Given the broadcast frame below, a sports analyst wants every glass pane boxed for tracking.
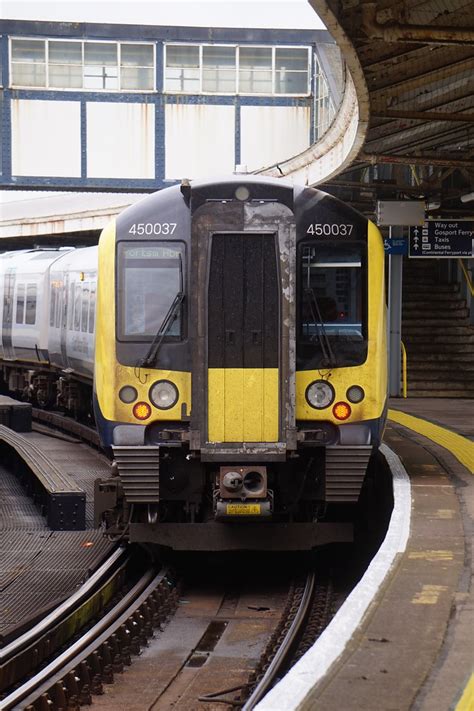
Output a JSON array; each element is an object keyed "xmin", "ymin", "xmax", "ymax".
[
  {"xmin": 240, "ymin": 47, "xmax": 271, "ymax": 69},
  {"xmin": 11, "ymin": 39, "xmax": 45, "ymax": 63},
  {"xmin": 11, "ymin": 63, "xmax": 46, "ymax": 87},
  {"xmin": 16, "ymin": 284, "xmax": 25, "ymax": 324},
  {"xmin": 25, "ymin": 284, "xmax": 37, "ymax": 325},
  {"xmin": 84, "ymin": 42, "xmax": 117, "ymax": 66},
  {"xmin": 166, "ymin": 45, "xmax": 199, "ymax": 68},
  {"xmin": 49, "ymin": 287, "xmax": 56, "ymax": 327},
  {"xmin": 202, "ymin": 69, "xmax": 235, "ymax": 93},
  {"xmin": 203, "ymin": 46, "xmax": 235, "ymax": 68},
  {"xmin": 74, "ymin": 284, "xmax": 81, "ymax": 331},
  {"xmin": 81, "ymin": 284, "xmax": 89, "ymax": 332},
  {"xmin": 165, "ymin": 67, "xmax": 199, "ymax": 92},
  {"xmin": 89, "ymin": 285, "xmax": 96, "ymax": 333},
  {"xmin": 275, "ymin": 48, "xmax": 308, "ymax": 71},
  {"xmin": 84, "ymin": 65, "xmax": 118, "ymax": 90},
  {"xmin": 49, "ymin": 41, "xmax": 82, "ymax": 64},
  {"xmin": 121, "ymin": 66, "xmax": 153, "ymax": 90},
  {"xmin": 239, "ymin": 69, "xmax": 272, "ymax": 93},
  {"xmin": 49, "ymin": 64, "xmax": 83, "ymax": 88},
  {"xmin": 121, "ymin": 44, "xmax": 153, "ymax": 67},
  {"xmin": 275, "ymin": 70, "xmax": 308, "ymax": 94},
  {"xmin": 300, "ymin": 245, "xmax": 362, "ymax": 336},
  {"xmin": 118, "ymin": 242, "xmax": 184, "ymax": 340}
]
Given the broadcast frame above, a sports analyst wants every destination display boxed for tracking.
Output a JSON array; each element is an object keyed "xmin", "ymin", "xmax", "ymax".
[{"xmin": 409, "ymin": 221, "xmax": 474, "ymax": 258}]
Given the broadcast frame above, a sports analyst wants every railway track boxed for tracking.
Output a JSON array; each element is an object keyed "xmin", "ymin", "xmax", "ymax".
[{"xmin": 0, "ymin": 548, "xmax": 178, "ymax": 710}]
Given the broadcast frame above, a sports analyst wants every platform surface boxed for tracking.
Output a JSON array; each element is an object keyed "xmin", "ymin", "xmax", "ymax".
[{"xmin": 0, "ymin": 427, "xmax": 113, "ymax": 640}]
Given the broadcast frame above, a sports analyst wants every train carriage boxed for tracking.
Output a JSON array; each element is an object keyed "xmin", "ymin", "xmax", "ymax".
[{"xmin": 94, "ymin": 176, "xmax": 387, "ymax": 551}]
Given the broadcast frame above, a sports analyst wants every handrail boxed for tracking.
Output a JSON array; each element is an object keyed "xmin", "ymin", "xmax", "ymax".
[
  {"xmin": 401, "ymin": 341, "xmax": 408, "ymax": 399},
  {"xmin": 458, "ymin": 259, "xmax": 474, "ymax": 297}
]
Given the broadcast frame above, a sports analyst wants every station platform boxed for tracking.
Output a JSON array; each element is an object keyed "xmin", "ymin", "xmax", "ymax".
[
  {"xmin": 0, "ymin": 426, "xmax": 114, "ymax": 641},
  {"xmin": 260, "ymin": 397, "xmax": 473, "ymax": 711}
]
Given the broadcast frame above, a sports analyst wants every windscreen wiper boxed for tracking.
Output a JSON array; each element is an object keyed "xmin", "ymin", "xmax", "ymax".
[
  {"xmin": 303, "ymin": 287, "xmax": 337, "ymax": 368},
  {"xmin": 137, "ymin": 254, "xmax": 184, "ymax": 369},
  {"xmin": 137, "ymin": 291, "xmax": 184, "ymax": 368}
]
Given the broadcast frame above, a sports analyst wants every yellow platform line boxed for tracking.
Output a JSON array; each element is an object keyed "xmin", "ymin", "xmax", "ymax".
[
  {"xmin": 455, "ymin": 672, "xmax": 474, "ymax": 711},
  {"xmin": 388, "ymin": 409, "xmax": 474, "ymax": 474}
]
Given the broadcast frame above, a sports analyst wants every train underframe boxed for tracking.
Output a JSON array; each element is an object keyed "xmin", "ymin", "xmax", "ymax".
[
  {"xmin": 95, "ymin": 436, "xmax": 374, "ymax": 551},
  {"xmin": 0, "ymin": 363, "xmax": 93, "ymax": 420}
]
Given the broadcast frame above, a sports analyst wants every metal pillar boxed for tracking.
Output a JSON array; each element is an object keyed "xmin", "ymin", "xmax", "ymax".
[{"xmin": 388, "ymin": 246, "xmax": 403, "ymax": 397}]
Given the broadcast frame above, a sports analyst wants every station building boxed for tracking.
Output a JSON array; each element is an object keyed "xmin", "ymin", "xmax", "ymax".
[{"xmin": 0, "ymin": 20, "xmax": 340, "ymax": 190}]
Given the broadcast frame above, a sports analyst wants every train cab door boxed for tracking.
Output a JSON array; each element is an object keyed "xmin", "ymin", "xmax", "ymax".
[
  {"xmin": 190, "ymin": 199, "xmax": 296, "ymax": 456},
  {"xmin": 2, "ymin": 269, "xmax": 15, "ymax": 360}
]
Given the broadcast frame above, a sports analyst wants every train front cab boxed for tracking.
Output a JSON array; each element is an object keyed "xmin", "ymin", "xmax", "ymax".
[{"xmin": 94, "ymin": 178, "xmax": 387, "ymax": 551}]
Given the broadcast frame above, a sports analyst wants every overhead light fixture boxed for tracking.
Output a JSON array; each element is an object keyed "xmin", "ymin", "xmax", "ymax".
[
  {"xmin": 460, "ymin": 192, "xmax": 474, "ymax": 203},
  {"xmin": 426, "ymin": 201, "xmax": 441, "ymax": 210}
]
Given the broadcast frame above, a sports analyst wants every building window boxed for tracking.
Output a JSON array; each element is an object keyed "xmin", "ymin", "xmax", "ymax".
[
  {"xmin": 202, "ymin": 46, "xmax": 236, "ymax": 93},
  {"xmin": 239, "ymin": 47, "xmax": 272, "ymax": 94},
  {"xmin": 10, "ymin": 37, "xmax": 155, "ymax": 91},
  {"xmin": 275, "ymin": 47, "xmax": 309, "ymax": 94},
  {"xmin": 164, "ymin": 44, "xmax": 199, "ymax": 93},
  {"xmin": 11, "ymin": 38, "xmax": 46, "ymax": 87},
  {"xmin": 314, "ymin": 55, "xmax": 336, "ymax": 139},
  {"xmin": 164, "ymin": 43, "xmax": 310, "ymax": 96}
]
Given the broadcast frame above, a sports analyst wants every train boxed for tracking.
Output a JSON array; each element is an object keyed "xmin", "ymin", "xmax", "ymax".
[{"xmin": 0, "ymin": 175, "xmax": 387, "ymax": 551}]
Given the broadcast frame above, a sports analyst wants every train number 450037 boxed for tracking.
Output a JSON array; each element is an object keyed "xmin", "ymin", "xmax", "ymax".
[
  {"xmin": 129, "ymin": 222, "xmax": 177, "ymax": 236},
  {"xmin": 306, "ymin": 223, "xmax": 354, "ymax": 236}
]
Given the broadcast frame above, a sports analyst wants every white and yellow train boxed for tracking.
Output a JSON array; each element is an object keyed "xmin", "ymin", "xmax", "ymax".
[{"xmin": 0, "ymin": 176, "xmax": 387, "ymax": 551}]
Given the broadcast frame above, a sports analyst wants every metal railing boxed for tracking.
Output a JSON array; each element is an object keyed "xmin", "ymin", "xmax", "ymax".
[
  {"xmin": 401, "ymin": 340, "xmax": 408, "ymax": 398},
  {"xmin": 458, "ymin": 258, "xmax": 474, "ymax": 297}
]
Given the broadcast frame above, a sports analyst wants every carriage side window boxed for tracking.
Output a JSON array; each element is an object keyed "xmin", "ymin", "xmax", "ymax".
[
  {"xmin": 81, "ymin": 282, "xmax": 90, "ymax": 333},
  {"xmin": 16, "ymin": 284, "xmax": 25, "ymax": 324},
  {"xmin": 49, "ymin": 282, "xmax": 57, "ymax": 326},
  {"xmin": 117, "ymin": 242, "xmax": 185, "ymax": 341},
  {"xmin": 25, "ymin": 284, "xmax": 37, "ymax": 325},
  {"xmin": 89, "ymin": 283, "xmax": 96, "ymax": 334},
  {"xmin": 74, "ymin": 283, "xmax": 81, "ymax": 331}
]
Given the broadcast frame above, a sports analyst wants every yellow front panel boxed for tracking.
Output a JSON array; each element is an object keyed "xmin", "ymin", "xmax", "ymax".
[{"xmin": 208, "ymin": 368, "xmax": 279, "ymax": 442}]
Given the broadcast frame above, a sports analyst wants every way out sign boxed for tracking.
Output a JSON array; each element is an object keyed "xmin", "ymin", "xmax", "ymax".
[{"xmin": 409, "ymin": 221, "xmax": 474, "ymax": 258}]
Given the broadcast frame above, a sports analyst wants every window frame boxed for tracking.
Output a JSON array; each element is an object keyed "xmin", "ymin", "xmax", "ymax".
[
  {"xmin": 163, "ymin": 42, "xmax": 311, "ymax": 97},
  {"xmin": 116, "ymin": 240, "xmax": 187, "ymax": 344},
  {"xmin": 9, "ymin": 36, "xmax": 156, "ymax": 93}
]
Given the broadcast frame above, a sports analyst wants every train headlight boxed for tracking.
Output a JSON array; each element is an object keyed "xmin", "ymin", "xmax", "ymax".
[
  {"xmin": 333, "ymin": 402, "xmax": 352, "ymax": 421},
  {"xmin": 305, "ymin": 380, "xmax": 335, "ymax": 409},
  {"xmin": 133, "ymin": 402, "xmax": 152, "ymax": 420},
  {"xmin": 149, "ymin": 380, "xmax": 179, "ymax": 410},
  {"xmin": 347, "ymin": 385, "xmax": 365, "ymax": 403},
  {"xmin": 119, "ymin": 385, "xmax": 138, "ymax": 404}
]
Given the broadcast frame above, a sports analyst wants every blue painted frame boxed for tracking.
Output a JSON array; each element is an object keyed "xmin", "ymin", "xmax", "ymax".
[{"xmin": 0, "ymin": 21, "xmax": 334, "ymax": 190}]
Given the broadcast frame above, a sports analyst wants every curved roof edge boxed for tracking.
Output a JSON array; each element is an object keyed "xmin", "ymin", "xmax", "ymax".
[{"xmin": 258, "ymin": 0, "xmax": 370, "ymax": 186}]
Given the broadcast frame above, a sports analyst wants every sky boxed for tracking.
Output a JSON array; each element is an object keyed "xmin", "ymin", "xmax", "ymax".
[{"xmin": 1, "ymin": 0, "xmax": 324, "ymax": 30}]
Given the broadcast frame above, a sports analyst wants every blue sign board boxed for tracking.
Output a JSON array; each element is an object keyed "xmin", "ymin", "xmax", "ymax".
[{"xmin": 384, "ymin": 237, "xmax": 408, "ymax": 255}]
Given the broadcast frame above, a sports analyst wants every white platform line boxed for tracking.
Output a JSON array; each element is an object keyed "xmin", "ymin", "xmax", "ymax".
[{"xmin": 255, "ymin": 443, "xmax": 411, "ymax": 711}]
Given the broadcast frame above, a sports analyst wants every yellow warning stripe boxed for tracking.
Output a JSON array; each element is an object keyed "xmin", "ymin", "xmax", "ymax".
[
  {"xmin": 388, "ymin": 409, "xmax": 474, "ymax": 474},
  {"xmin": 455, "ymin": 673, "xmax": 474, "ymax": 711}
]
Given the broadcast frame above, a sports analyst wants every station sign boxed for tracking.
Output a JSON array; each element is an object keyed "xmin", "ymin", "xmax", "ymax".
[
  {"xmin": 409, "ymin": 221, "xmax": 474, "ymax": 258},
  {"xmin": 384, "ymin": 237, "xmax": 408, "ymax": 255}
]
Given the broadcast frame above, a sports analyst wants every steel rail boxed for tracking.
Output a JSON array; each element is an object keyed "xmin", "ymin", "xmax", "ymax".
[
  {"xmin": 2, "ymin": 566, "xmax": 168, "ymax": 710},
  {"xmin": 0, "ymin": 547, "xmax": 128, "ymax": 698},
  {"xmin": 0, "ymin": 546, "xmax": 124, "ymax": 663},
  {"xmin": 242, "ymin": 572, "xmax": 316, "ymax": 711}
]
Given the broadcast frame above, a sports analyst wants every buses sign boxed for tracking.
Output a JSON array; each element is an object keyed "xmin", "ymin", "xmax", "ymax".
[{"xmin": 409, "ymin": 221, "xmax": 474, "ymax": 258}]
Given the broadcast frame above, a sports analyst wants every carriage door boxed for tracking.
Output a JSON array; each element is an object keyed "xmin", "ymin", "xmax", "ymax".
[{"xmin": 207, "ymin": 233, "xmax": 280, "ymax": 443}]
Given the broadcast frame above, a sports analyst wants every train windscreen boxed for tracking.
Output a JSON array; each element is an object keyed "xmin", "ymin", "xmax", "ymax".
[
  {"xmin": 297, "ymin": 242, "xmax": 367, "ymax": 369},
  {"xmin": 117, "ymin": 242, "xmax": 185, "ymax": 342}
]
